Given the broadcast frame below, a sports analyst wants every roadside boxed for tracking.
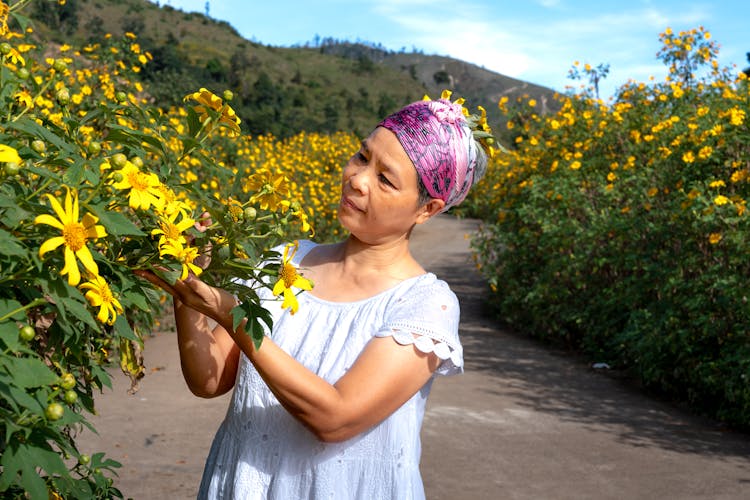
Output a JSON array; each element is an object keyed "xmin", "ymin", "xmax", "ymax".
[{"xmin": 77, "ymin": 214, "xmax": 750, "ymax": 499}]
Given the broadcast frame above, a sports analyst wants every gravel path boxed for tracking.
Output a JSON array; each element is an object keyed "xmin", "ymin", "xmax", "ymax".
[{"xmin": 77, "ymin": 214, "xmax": 750, "ymax": 499}]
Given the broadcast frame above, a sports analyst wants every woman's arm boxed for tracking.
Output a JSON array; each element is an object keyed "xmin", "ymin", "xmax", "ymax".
[
  {"xmin": 231, "ymin": 323, "xmax": 439, "ymax": 442},
  {"xmin": 137, "ymin": 271, "xmax": 441, "ymax": 441},
  {"xmin": 135, "ymin": 270, "xmax": 240, "ymax": 398},
  {"xmin": 173, "ymin": 297, "xmax": 241, "ymax": 398}
]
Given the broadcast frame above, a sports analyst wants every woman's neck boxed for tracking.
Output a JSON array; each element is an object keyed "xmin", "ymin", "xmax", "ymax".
[
  {"xmin": 339, "ymin": 234, "xmax": 416, "ymax": 276},
  {"xmin": 299, "ymin": 234, "xmax": 425, "ymax": 302}
]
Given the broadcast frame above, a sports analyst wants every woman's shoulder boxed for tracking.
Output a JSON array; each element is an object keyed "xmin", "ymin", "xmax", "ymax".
[{"xmin": 392, "ymin": 272, "xmax": 457, "ymax": 306}]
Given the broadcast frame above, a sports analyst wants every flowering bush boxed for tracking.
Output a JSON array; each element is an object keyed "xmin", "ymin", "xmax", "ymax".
[
  {"xmin": 470, "ymin": 27, "xmax": 750, "ymax": 427},
  {"xmin": 0, "ymin": 2, "xmax": 327, "ymax": 497}
]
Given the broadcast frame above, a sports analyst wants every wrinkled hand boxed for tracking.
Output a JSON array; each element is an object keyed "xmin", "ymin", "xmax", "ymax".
[{"xmin": 134, "ymin": 269, "xmax": 235, "ymax": 324}]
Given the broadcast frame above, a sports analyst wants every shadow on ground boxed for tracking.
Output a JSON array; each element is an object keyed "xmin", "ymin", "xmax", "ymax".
[{"xmin": 426, "ymin": 230, "xmax": 750, "ymax": 462}]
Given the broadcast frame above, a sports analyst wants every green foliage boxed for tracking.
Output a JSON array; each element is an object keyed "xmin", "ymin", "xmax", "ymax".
[
  {"xmin": 470, "ymin": 27, "xmax": 750, "ymax": 427},
  {"xmin": 0, "ymin": 6, "xmax": 302, "ymax": 496}
]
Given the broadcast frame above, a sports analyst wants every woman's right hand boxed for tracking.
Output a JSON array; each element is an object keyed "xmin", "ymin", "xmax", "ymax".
[{"xmin": 134, "ymin": 270, "xmax": 235, "ymax": 328}]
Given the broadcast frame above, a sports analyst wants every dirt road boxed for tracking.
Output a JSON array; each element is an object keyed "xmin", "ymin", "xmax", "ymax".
[{"xmin": 77, "ymin": 214, "xmax": 750, "ymax": 499}]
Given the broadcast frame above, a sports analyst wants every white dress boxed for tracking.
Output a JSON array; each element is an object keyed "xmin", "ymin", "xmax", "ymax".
[{"xmin": 197, "ymin": 240, "xmax": 463, "ymax": 499}]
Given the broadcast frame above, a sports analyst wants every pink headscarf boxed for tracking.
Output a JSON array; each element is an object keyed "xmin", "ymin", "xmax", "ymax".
[{"xmin": 379, "ymin": 98, "xmax": 485, "ymax": 211}]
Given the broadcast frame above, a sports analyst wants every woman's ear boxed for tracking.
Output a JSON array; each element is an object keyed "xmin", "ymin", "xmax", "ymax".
[{"xmin": 415, "ymin": 198, "xmax": 445, "ymax": 224}]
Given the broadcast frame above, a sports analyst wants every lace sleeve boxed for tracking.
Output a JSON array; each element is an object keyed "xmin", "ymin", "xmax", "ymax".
[{"xmin": 375, "ymin": 277, "xmax": 463, "ymax": 376}]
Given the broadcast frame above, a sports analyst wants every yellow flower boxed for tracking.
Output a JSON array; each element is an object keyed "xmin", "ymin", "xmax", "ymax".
[
  {"xmin": 151, "ymin": 212, "xmax": 196, "ymax": 247},
  {"xmin": 159, "ymin": 240, "xmax": 203, "ymax": 280},
  {"xmin": 35, "ymin": 188, "xmax": 107, "ymax": 286},
  {"xmin": 111, "ymin": 161, "xmax": 164, "ymax": 211},
  {"xmin": 709, "ymin": 180, "xmax": 726, "ymax": 189},
  {"xmin": 79, "ymin": 275, "xmax": 124, "ymax": 325},
  {"xmin": 708, "ymin": 233, "xmax": 722, "ymax": 245},
  {"xmin": 14, "ymin": 89, "xmax": 33, "ymax": 109},
  {"xmin": 272, "ymin": 241, "xmax": 313, "ymax": 315},
  {"xmin": 714, "ymin": 195, "xmax": 730, "ymax": 206},
  {"xmin": 698, "ymin": 146, "xmax": 713, "ymax": 160},
  {"xmin": 184, "ymin": 88, "xmax": 241, "ymax": 136},
  {"xmin": 246, "ymin": 169, "xmax": 290, "ymax": 211},
  {"xmin": 0, "ymin": 144, "xmax": 21, "ymax": 163}
]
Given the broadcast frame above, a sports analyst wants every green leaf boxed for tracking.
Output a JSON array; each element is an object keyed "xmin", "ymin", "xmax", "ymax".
[
  {"xmin": 88, "ymin": 204, "xmax": 145, "ymax": 237},
  {"xmin": 154, "ymin": 266, "xmax": 182, "ymax": 285},
  {"xmin": 0, "ymin": 195, "xmax": 31, "ymax": 227},
  {"xmin": 9, "ymin": 11, "xmax": 33, "ymax": 34},
  {"xmin": 90, "ymin": 451, "xmax": 122, "ymax": 471},
  {"xmin": 231, "ymin": 304, "xmax": 246, "ymax": 333},
  {"xmin": 1, "ymin": 381, "xmax": 45, "ymax": 414},
  {"xmin": 0, "ymin": 228, "xmax": 26, "ymax": 257},
  {"xmin": 0, "ymin": 356, "xmax": 58, "ymax": 389},
  {"xmin": 4, "ymin": 117, "xmax": 75, "ymax": 154},
  {"xmin": 83, "ymin": 163, "xmax": 101, "ymax": 185},
  {"xmin": 27, "ymin": 440, "xmax": 69, "ymax": 476},
  {"xmin": 60, "ymin": 298, "xmax": 100, "ymax": 331},
  {"xmin": 0, "ymin": 444, "xmax": 48, "ymax": 499},
  {"xmin": 61, "ymin": 159, "xmax": 86, "ymax": 186},
  {"xmin": 113, "ymin": 314, "xmax": 137, "ymax": 341},
  {"xmin": 106, "ymin": 126, "xmax": 165, "ymax": 155},
  {"xmin": 122, "ymin": 289, "xmax": 150, "ymax": 311},
  {"xmin": 0, "ymin": 298, "xmax": 24, "ymax": 321},
  {"xmin": 90, "ymin": 364, "xmax": 112, "ymax": 390},
  {"xmin": 0, "ymin": 320, "xmax": 23, "ymax": 352}
]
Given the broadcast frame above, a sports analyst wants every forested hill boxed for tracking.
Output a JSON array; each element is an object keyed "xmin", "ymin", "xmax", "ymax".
[{"xmin": 28, "ymin": 0, "xmax": 558, "ymax": 138}]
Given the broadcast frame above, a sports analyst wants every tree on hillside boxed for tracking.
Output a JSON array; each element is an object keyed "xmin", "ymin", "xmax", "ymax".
[{"xmin": 32, "ymin": 0, "xmax": 79, "ymax": 36}]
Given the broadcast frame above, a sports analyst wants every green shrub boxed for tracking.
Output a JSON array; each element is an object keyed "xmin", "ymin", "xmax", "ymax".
[{"xmin": 470, "ymin": 27, "xmax": 750, "ymax": 427}]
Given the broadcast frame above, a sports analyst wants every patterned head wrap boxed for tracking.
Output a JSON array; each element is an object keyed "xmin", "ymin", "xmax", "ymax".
[{"xmin": 379, "ymin": 97, "xmax": 488, "ymax": 211}]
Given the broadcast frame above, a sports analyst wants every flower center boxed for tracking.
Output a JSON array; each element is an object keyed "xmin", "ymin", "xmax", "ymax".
[
  {"xmin": 100, "ymin": 285, "xmax": 114, "ymax": 303},
  {"xmin": 128, "ymin": 170, "xmax": 150, "ymax": 191},
  {"xmin": 280, "ymin": 263, "xmax": 298, "ymax": 288},
  {"xmin": 162, "ymin": 222, "xmax": 181, "ymax": 240},
  {"xmin": 63, "ymin": 222, "xmax": 87, "ymax": 251}
]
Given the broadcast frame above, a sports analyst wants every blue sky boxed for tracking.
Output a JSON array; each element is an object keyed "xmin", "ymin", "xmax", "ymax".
[{"xmin": 156, "ymin": 0, "xmax": 749, "ymax": 98}]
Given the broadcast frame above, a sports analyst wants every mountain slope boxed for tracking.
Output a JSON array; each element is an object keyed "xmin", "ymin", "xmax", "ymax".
[{"xmin": 29, "ymin": 0, "xmax": 558, "ymax": 138}]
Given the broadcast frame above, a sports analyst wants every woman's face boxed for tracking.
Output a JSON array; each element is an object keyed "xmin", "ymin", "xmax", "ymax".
[{"xmin": 338, "ymin": 127, "xmax": 442, "ymax": 244}]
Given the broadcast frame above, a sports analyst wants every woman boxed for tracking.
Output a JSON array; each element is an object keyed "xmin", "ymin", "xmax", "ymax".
[{"xmin": 137, "ymin": 93, "xmax": 494, "ymax": 499}]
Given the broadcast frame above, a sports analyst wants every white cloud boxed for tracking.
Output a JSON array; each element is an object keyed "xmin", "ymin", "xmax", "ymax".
[{"xmin": 373, "ymin": 0, "xmax": 720, "ymax": 94}]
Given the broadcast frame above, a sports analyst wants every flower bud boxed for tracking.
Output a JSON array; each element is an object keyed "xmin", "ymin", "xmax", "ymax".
[
  {"xmin": 222, "ymin": 89, "xmax": 234, "ymax": 102},
  {"xmin": 111, "ymin": 153, "xmax": 128, "ymax": 168},
  {"xmin": 87, "ymin": 141, "xmax": 101, "ymax": 155},
  {"xmin": 56, "ymin": 88, "xmax": 70, "ymax": 105},
  {"xmin": 0, "ymin": 42, "xmax": 11, "ymax": 55},
  {"xmin": 31, "ymin": 140, "xmax": 46, "ymax": 154},
  {"xmin": 3, "ymin": 162, "xmax": 20, "ymax": 175},
  {"xmin": 52, "ymin": 58, "xmax": 68, "ymax": 72}
]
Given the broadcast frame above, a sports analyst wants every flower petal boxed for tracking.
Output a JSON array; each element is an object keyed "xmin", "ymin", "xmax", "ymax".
[
  {"xmin": 39, "ymin": 236, "xmax": 65, "ymax": 257},
  {"xmin": 272, "ymin": 278, "xmax": 285, "ymax": 297},
  {"xmin": 44, "ymin": 194, "xmax": 70, "ymax": 225},
  {"xmin": 62, "ymin": 247, "xmax": 81, "ymax": 286},
  {"xmin": 34, "ymin": 213, "xmax": 65, "ymax": 230},
  {"xmin": 292, "ymin": 276, "xmax": 313, "ymax": 291},
  {"xmin": 281, "ymin": 288, "xmax": 299, "ymax": 314},
  {"xmin": 75, "ymin": 246, "xmax": 99, "ymax": 276}
]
